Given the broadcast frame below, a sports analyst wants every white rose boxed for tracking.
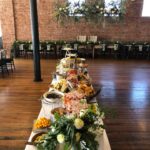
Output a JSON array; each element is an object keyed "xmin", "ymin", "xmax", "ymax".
[
  {"xmin": 59, "ymin": 8, "xmax": 62, "ymax": 11},
  {"xmin": 66, "ymin": 114, "xmax": 75, "ymax": 119},
  {"xmin": 51, "ymin": 126, "xmax": 56, "ymax": 132},
  {"xmin": 96, "ymin": 5, "xmax": 99, "ymax": 9},
  {"xmin": 57, "ymin": 134, "xmax": 65, "ymax": 143},
  {"xmin": 79, "ymin": 109, "xmax": 87, "ymax": 117},
  {"xmin": 75, "ymin": 132, "xmax": 81, "ymax": 142},
  {"xmin": 100, "ymin": 8, "xmax": 103, "ymax": 11},
  {"xmin": 74, "ymin": 118, "xmax": 84, "ymax": 129}
]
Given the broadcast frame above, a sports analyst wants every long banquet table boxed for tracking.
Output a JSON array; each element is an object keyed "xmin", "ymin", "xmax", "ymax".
[{"xmin": 25, "ymin": 58, "xmax": 111, "ymax": 150}]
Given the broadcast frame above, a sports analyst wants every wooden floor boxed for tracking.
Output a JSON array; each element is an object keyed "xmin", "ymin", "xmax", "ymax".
[{"xmin": 0, "ymin": 58, "xmax": 150, "ymax": 150}]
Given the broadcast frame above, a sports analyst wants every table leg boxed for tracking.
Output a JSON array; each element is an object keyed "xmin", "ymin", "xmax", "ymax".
[{"xmin": 92, "ymin": 47, "xmax": 95, "ymax": 59}]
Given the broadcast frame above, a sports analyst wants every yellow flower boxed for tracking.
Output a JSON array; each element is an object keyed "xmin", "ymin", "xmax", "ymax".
[
  {"xmin": 57, "ymin": 134, "xmax": 65, "ymax": 143},
  {"xmin": 34, "ymin": 117, "xmax": 51, "ymax": 129},
  {"xmin": 74, "ymin": 118, "xmax": 84, "ymax": 129}
]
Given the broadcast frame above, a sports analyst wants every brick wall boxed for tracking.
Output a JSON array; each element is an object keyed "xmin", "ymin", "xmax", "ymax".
[
  {"xmin": 0, "ymin": 0, "xmax": 15, "ymax": 53},
  {"xmin": 0, "ymin": 0, "xmax": 150, "ymax": 52}
]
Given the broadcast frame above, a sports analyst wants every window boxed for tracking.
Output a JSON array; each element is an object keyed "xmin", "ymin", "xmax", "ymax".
[
  {"xmin": 105, "ymin": 0, "xmax": 121, "ymax": 9},
  {"xmin": 68, "ymin": 0, "xmax": 85, "ymax": 16},
  {"xmin": 142, "ymin": 0, "xmax": 150, "ymax": 17},
  {"xmin": 105, "ymin": 0, "xmax": 122, "ymax": 17}
]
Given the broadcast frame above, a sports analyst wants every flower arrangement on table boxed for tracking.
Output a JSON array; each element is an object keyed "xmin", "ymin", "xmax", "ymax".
[
  {"xmin": 30, "ymin": 57, "xmax": 113, "ymax": 150},
  {"xmin": 35, "ymin": 103, "xmax": 105, "ymax": 150},
  {"xmin": 55, "ymin": 0, "xmax": 127, "ymax": 24}
]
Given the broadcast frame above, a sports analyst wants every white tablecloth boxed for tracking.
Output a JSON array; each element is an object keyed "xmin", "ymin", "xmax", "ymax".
[{"xmin": 25, "ymin": 97, "xmax": 111, "ymax": 150}]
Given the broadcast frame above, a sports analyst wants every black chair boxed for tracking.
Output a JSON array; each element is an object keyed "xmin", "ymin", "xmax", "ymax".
[
  {"xmin": 25, "ymin": 44, "xmax": 33, "ymax": 58},
  {"xmin": 45, "ymin": 44, "xmax": 57, "ymax": 58},
  {"xmin": 145, "ymin": 45, "xmax": 150, "ymax": 59},
  {"xmin": 5, "ymin": 51, "xmax": 15, "ymax": 72},
  {"xmin": 101, "ymin": 44, "xmax": 111, "ymax": 58},
  {"xmin": 0, "ymin": 59, "xmax": 9, "ymax": 77},
  {"xmin": 39, "ymin": 44, "xmax": 45, "ymax": 58},
  {"xmin": 135, "ymin": 45, "xmax": 144, "ymax": 59},
  {"xmin": 0, "ymin": 49, "xmax": 15, "ymax": 72},
  {"xmin": 92, "ymin": 44, "xmax": 102, "ymax": 58},
  {"xmin": 125, "ymin": 44, "xmax": 135, "ymax": 59},
  {"xmin": 111, "ymin": 43, "xmax": 121, "ymax": 59},
  {"xmin": 19, "ymin": 44, "xmax": 25, "ymax": 57},
  {"xmin": 77, "ymin": 43, "xmax": 87, "ymax": 58}
]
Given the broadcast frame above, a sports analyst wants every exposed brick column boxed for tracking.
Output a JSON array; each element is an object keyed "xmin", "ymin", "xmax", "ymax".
[{"xmin": 0, "ymin": 0, "xmax": 15, "ymax": 55}]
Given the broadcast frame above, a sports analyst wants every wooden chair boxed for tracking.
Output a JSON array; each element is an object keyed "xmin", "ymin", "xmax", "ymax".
[{"xmin": 77, "ymin": 36, "xmax": 87, "ymax": 57}]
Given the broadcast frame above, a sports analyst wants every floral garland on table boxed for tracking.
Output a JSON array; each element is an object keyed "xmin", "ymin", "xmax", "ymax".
[
  {"xmin": 55, "ymin": 0, "xmax": 127, "ymax": 24},
  {"xmin": 31, "ymin": 57, "xmax": 109, "ymax": 150},
  {"xmin": 36, "ymin": 104, "xmax": 105, "ymax": 150}
]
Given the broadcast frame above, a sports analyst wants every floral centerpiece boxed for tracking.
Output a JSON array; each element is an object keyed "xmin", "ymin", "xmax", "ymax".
[
  {"xmin": 28, "ymin": 57, "xmax": 115, "ymax": 150},
  {"xmin": 55, "ymin": 0, "xmax": 127, "ymax": 24},
  {"xmin": 35, "ymin": 103, "xmax": 105, "ymax": 150}
]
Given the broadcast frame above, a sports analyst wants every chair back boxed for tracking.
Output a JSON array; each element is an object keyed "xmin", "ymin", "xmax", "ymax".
[
  {"xmin": 39, "ymin": 44, "xmax": 42, "ymax": 51},
  {"xmin": 138, "ymin": 45, "xmax": 143, "ymax": 51},
  {"xmin": 88, "ymin": 36, "xmax": 97, "ymax": 43},
  {"xmin": 0, "ymin": 49, "xmax": 6, "ymax": 59},
  {"xmin": 114, "ymin": 44, "xmax": 119, "ymax": 51},
  {"xmin": 77, "ymin": 36, "xmax": 86, "ymax": 42},
  {"xmin": 47, "ymin": 44, "xmax": 51, "ymax": 51},
  {"xmin": 29, "ymin": 44, "xmax": 33, "ymax": 50},
  {"xmin": 74, "ymin": 44, "xmax": 78, "ymax": 50},
  {"xmin": 102, "ymin": 44, "xmax": 106, "ymax": 51},
  {"xmin": 19, "ymin": 44, "xmax": 24, "ymax": 51}
]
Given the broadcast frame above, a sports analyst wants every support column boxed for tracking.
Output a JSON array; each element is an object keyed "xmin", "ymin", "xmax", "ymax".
[{"xmin": 29, "ymin": 0, "xmax": 42, "ymax": 81}]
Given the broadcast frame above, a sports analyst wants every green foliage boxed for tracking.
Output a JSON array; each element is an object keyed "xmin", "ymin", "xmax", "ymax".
[
  {"xmin": 81, "ymin": 132, "xmax": 98, "ymax": 150},
  {"xmin": 34, "ymin": 106, "xmax": 105, "ymax": 150},
  {"xmin": 54, "ymin": 0, "xmax": 127, "ymax": 24},
  {"xmin": 12, "ymin": 40, "xmax": 150, "ymax": 54}
]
